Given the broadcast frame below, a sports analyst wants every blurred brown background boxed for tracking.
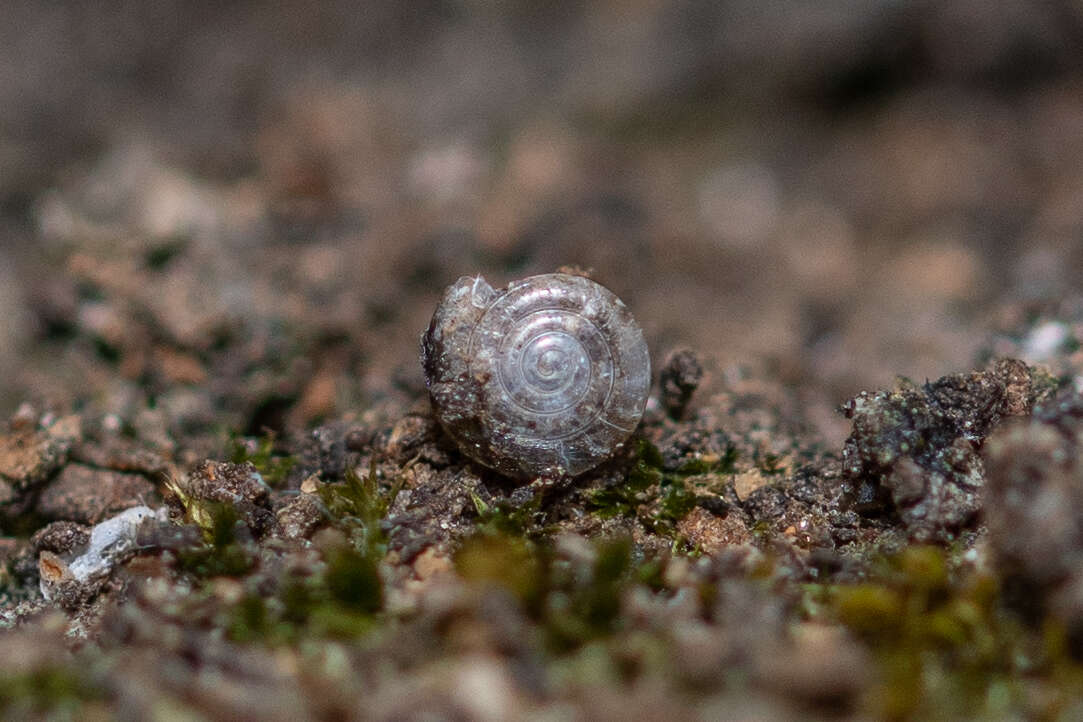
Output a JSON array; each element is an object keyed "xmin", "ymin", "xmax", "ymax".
[{"xmin": 2, "ymin": 1, "xmax": 1082, "ymax": 445}]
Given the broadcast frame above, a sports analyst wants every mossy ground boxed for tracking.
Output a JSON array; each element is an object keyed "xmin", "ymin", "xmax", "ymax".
[
  {"xmin": 3, "ymin": 358, "xmax": 1083, "ymax": 720},
  {"xmin": 4, "ymin": 3, "xmax": 1083, "ymax": 719}
]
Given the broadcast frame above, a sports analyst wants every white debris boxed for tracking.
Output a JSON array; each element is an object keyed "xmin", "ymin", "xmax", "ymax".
[
  {"xmin": 1022, "ymin": 321, "xmax": 1070, "ymax": 361},
  {"xmin": 40, "ymin": 505, "xmax": 167, "ymax": 601}
]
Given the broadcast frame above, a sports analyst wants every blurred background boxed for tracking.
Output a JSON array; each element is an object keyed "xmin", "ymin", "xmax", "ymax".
[{"xmin": 2, "ymin": 1, "xmax": 1082, "ymax": 446}]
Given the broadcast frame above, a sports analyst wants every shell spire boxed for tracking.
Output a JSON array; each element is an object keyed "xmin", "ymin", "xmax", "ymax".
[{"xmin": 421, "ymin": 273, "xmax": 651, "ymax": 480}]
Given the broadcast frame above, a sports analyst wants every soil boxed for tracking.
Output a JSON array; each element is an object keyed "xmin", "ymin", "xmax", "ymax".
[{"xmin": 3, "ymin": 3, "xmax": 1083, "ymax": 720}]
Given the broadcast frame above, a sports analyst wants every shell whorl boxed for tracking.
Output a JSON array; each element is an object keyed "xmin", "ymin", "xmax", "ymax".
[{"xmin": 421, "ymin": 273, "xmax": 651, "ymax": 480}]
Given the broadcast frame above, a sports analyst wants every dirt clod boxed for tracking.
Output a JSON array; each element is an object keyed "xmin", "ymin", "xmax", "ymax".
[
  {"xmin": 840, "ymin": 359, "xmax": 1057, "ymax": 541},
  {"xmin": 660, "ymin": 348, "xmax": 705, "ymax": 420},
  {"xmin": 172, "ymin": 461, "xmax": 275, "ymax": 536},
  {"xmin": 37, "ymin": 464, "xmax": 159, "ymax": 524},
  {"xmin": 274, "ymin": 492, "xmax": 327, "ymax": 540},
  {"xmin": 0, "ymin": 415, "xmax": 81, "ymax": 504},
  {"xmin": 31, "ymin": 521, "xmax": 91, "ymax": 556},
  {"xmin": 985, "ymin": 394, "xmax": 1083, "ymax": 645}
]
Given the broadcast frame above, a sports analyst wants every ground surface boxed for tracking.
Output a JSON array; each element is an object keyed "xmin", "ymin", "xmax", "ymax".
[{"xmin": 3, "ymin": 3, "xmax": 1083, "ymax": 720}]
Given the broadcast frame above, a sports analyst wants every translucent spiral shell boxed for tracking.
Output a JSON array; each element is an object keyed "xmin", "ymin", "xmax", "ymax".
[{"xmin": 421, "ymin": 273, "xmax": 651, "ymax": 480}]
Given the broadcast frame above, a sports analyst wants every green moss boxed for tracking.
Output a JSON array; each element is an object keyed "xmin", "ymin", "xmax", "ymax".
[
  {"xmin": 0, "ymin": 666, "xmax": 104, "ymax": 717},
  {"xmin": 634, "ymin": 557, "xmax": 667, "ymax": 591},
  {"xmin": 174, "ymin": 503, "xmax": 255, "ymax": 577},
  {"xmin": 542, "ymin": 538, "xmax": 634, "ymax": 652},
  {"xmin": 225, "ymin": 541, "xmax": 383, "ymax": 646},
  {"xmin": 833, "ymin": 584, "xmax": 904, "ymax": 635},
  {"xmin": 302, "ymin": 601, "xmax": 379, "ymax": 640},
  {"xmin": 164, "ymin": 475, "xmax": 222, "ymax": 541},
  {"xmin": 317, "ymin": 462, "xmax": 402, "ymax": 558},
  {"xmin": 588, "ymin": 440, "xmax": 705, "ymax": 529},
  {"xmin": 227, "ymin": 593, "xmax": 270, "ymax": 643},
  {"xmin": 657, "ymin": 480, "xmax": 697, "ymax": 523},
  {"xmin": 455, "ymin": 534, "xmax": 543, "ymax": 607},
  {"xmin": 675, "ymin": 447, "xmax": 740, "ymax": 475},
  {"xmin": 636, "ymin": 438, "xmax": 664, "ymax": 469},
  {"xmin": 218, "ymin": 463, "xmax": 396, "ymax": 647},
  {"xmin": 818, "ymin": 545, "xmax": 1083, "ymax": 719},
  {"xmin": 229, "ymin": 432, "xmax": 295, "ymax": 488},
  {"xmin": 323, "ymin": 545, "xmax": 382, "ymax": 614},
  {"xmin": 754, "ymin": 450, "xmax": 787, "ymax": 476},
  {"xmin": 588, "ymin": 442, "xmax": 661, "ymax": 519},
  {"xmin": 455, "ymin": 533, "xmax": 669, "ymax": 655},
  {"xmin": 673, "ymin": 457, "xmax": 712, "ymax": 475},
  {"xmin": 470, "ymin": 492, "xmax": 543, "ymax": 537}
]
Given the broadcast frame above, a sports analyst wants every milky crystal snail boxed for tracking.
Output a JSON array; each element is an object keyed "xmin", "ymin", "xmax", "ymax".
[{"xmin": 420, "ymin": 273, "xmax": 651, "ymax": 480}]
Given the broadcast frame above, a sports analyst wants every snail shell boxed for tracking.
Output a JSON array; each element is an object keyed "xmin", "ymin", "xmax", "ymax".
[{"xmin": 421, "ymin": 273, "xmax": 651, "ymax": 480}]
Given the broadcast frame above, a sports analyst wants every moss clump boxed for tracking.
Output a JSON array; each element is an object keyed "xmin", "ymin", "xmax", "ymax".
[
  {"xmin": 222, "ymin": 463, "xmax": 399, "ymax": 645},
  {"xmin": 588, "ymin": 461, "xmax": 659, "ymax": 519},
  {"xmin": 818, "ymin": 546, "xmax": 1083, "ymax": 719},
  {"xmin": 657, "ymin": 481, "xmax": 698, "ymax": 523},
  {"xmin": 323, "ymin": 544, "xmax": 382, "ymax": 613},
  {"xmin": 469, "ymin": 492, "xmax": 544, "ymax": 537},
  {"xmin": 174, "ymin": 502, "xmax": 255, "ymax": 578},
  {"xmin": 545, "ymin": 538, "xmax": 632, "ymax": 652},
  {"xmin": 675, "ymin": 445, "xmax": 739, "ymax": 475},
  {"xmin": 589, "ymin": 440, "xmax": 725, "ymax": 533},
  {"xmin": 229, "ymin": 432, "xmax": 295, "ymax": 488},
  {"xmin": 177, "ymin": 462, "xmax": 398, "ymax": 646},
  {"xmin": 455, "ymin": 533, "xmax": 543, "ymax": 606},
  {"xmin": 0, "ymin": 667, "xmax": 105, "ymax": 718},
  {"xmin": 316, "ymin": 462, "xmax": 401, "ymax": 558},
  {"xmin": 455, "ymin": 532, "xmax": 667, "ymax": 655},
  {"xmin": 226, "ymin": 544, "xmax": 382, "ymax": 645}
]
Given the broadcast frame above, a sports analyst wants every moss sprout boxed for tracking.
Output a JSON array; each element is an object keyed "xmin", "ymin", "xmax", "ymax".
[
  {"xmin": 316, "ymin": 462, "xmax": 402, "ymax": 558},
  {"xmin": 174, "ymin": 502, "xmax": 255, "ymax": 577},
  {"xmin": 228, "ymin": 432, "xmax": 296, "ymax": 488}
]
